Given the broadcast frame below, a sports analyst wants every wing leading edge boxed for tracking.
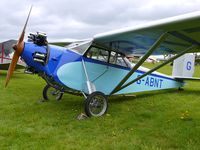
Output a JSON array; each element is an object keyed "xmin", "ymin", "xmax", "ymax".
[{"xmin": 93, "ymin": 11, "xmax": 200, "ymax": 55}]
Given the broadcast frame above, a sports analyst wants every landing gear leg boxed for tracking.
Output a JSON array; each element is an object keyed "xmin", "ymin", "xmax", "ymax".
[
  {"xmin": 43, "ymin": 84, "xmax": 63, "ymax": 101},
  {"xmin": 84, "ymin": 91, "xmax": 108, "ymax": 117}
]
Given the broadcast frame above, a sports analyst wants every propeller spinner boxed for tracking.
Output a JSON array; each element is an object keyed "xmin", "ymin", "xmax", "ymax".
[{"xmin": 5, "ymin": 6, "xmax": 32, "ymax": 87}]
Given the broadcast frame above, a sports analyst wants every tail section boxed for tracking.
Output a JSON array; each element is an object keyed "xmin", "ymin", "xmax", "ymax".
[{"xmin": 172, "ymin": 54, "xmax": 195, "ymax": 78}]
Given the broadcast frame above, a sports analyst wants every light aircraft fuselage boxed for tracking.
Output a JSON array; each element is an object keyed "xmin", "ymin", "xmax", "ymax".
[{"xmin": 22, "ymin": 41, "xmax": 183, "ymax": 95}]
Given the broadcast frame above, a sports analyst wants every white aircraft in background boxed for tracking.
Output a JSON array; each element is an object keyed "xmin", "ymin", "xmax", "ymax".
[{"xmin": 0, "ymin": 40, "xmax": 26, "ymax": 70}]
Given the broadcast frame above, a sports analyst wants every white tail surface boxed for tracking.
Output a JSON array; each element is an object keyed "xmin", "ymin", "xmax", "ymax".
[{"xmin": 172, "ymin": 54, "xmax": 195, "ymax": 78}]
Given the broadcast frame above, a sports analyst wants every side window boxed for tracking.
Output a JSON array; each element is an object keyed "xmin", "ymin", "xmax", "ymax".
[
  {"xmin": 109, "ymin": 52, "xmax": 128, "ymax": 68},
  {"xmin": 109, "ymin": 51, "xmax": 117, "ymax": 64},
  {"xmin": 116, "ymin": 54, "xmax": 128, "ymax": 67},
  {"xmin": 86, "ymin": 47, "xmax": 109, "ymax": 63}
]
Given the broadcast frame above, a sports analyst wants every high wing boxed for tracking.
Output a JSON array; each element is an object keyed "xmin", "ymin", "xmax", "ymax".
[
  {"xmin": 50, "ymin": 39, "xmax": 91, "ymax": 47},
  {"xmin": 93, "ymin": 11, "xmax": 200, "ymax": 55},
  {"xmin": 93, "ymin": 11, "xmax": 200, "ymax": 94}
]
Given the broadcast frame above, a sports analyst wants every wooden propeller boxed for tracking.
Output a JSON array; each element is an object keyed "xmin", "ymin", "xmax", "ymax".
[{"xmin": 5, "ymin": 6, "xmax": 32, "ymax": 87}]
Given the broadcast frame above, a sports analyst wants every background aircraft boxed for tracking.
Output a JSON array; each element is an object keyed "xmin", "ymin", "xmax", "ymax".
[
  {"xmin": 5, "ymin": 7, "xmax": 200, "ymax": 117},
  {"xmin": 0, "ymin": 40, "xmax": 26, "ymax": 70}
]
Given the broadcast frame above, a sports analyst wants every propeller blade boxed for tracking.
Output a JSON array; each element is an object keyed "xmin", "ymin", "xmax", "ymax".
[
  {"xmin": 5, "ymin": 52, "xmax": 20, "ymax": 87},
  {"xmin": 18, "ymin": 5, "xmax": 32, "ymax": 44},
  {"xmin": 5, "ymin": 6, "xmax": 33, "ymax": 87}
]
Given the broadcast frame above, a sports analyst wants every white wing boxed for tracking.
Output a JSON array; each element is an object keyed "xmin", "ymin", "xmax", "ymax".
[{"xmin": 94, "ymin": 11, "xmax": 200, "ymax": 55}]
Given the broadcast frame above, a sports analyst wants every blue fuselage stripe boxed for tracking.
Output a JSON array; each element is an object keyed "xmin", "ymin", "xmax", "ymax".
[{"xmin": 82, "ymin": 57, "xmax": 175, "ymax": 81}]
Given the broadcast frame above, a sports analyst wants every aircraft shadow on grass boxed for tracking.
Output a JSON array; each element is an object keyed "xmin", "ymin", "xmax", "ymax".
[{"xmin": 108, "ymin": 88, "xmax": 200, "ymax": 104}]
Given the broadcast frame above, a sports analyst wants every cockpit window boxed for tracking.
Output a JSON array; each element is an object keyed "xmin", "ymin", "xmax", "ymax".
[
  {"xmin": 109, "ymin": 51, "xmax": 128, "ymax": 67},
  {"xmin": 85, "ymin": 46, "xmax": 129, "ymax": 68},
  {"xmin": 86, "ymin": 46, "xmax": 109, "ymax": 63}
]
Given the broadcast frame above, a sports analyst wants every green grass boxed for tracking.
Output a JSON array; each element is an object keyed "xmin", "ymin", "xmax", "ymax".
[{"xmin": 0, "ymin": 64, "xmax": 200, "ymax": 150}]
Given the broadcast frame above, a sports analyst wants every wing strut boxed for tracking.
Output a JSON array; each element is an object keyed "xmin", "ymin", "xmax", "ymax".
[
  {"xmin": 110, "ymin": 32, "xmax": 169, "ymax": 95},
  {"xmin": 113, "ymin": 45, "xmax": 197, "ymax": 94},
  {"xmin": 82, "ymin": 58, "xmax": 96, "ymax": 94}
]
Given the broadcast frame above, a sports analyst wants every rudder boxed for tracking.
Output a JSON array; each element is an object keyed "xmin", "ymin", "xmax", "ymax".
[{"xmin": 172, "ymin": 54, "xmax": 195, "ymax": 78}]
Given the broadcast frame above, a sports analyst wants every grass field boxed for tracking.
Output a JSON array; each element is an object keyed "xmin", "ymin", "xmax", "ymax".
[{"xmin": 0, "ymin": 63, "xmax": 200, "ymax": 150}]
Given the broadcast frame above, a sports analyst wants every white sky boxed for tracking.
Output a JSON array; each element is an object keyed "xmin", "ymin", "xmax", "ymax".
[{"xmin": 0, "ymin": 0, "xmax": 200, "ymax": 42}]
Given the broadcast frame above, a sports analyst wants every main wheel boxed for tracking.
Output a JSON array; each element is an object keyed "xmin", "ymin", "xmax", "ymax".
[
  {"xmin": 85, "ymin": 91, "xmax": 108, "ymax": 117},
  {"xmin": 43, "ymin": 84, "xmax": 63, "ymax": 101}
]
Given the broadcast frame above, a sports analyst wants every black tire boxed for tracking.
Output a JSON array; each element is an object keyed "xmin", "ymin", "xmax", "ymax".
[
  {"xmin": 85, "ymin": 91, "xmax": 108, "ymax": 117},
  {"xmin": 43, "ymin": 84, "xmax": 63, "ymax": 101}
]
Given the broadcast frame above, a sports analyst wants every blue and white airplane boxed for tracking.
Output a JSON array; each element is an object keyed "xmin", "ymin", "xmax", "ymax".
[{"xmin": 5, "ymin": 7, "xmax": 200, "ymax": 117}]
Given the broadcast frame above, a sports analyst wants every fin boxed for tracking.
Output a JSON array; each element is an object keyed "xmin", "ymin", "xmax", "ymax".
[{"xmin": 172, "ymin": 54, "xmax": 195, "ymax": 78}]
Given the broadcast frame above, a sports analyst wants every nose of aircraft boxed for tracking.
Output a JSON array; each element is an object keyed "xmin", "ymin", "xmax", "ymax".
[
  {"xmin": 5, "ymin": 6, "xmax": 32, "ymax": 87},
  {"xmin": 22, "ymin": 41, "xmax": 49, "ymax": 70}
]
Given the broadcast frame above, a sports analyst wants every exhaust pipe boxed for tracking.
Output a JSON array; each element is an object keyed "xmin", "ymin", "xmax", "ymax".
[{"xmin": 33, "ymin": 52, "xmax": 46, "ymax": 64}]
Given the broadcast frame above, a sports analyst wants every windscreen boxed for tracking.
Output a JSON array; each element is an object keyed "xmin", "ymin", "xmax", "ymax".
[{"xmin": 67, "ymin": 40, "xmax": 92, "ymax": 54}]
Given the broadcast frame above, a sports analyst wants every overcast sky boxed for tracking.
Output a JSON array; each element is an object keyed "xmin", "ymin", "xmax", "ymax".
[{"xmin": 0, "ymin": 0, "xmax": 199, "ymax": 42}]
